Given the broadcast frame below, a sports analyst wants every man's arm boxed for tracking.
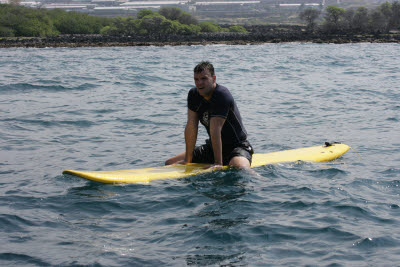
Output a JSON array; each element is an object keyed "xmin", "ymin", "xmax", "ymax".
[
  {"xmin": 209, "ymin": 116, "xmax": 226, "ymax": 166},
  {"xmin": 184, "ymin": 109, "xmax": 199, "ymax": 163}
]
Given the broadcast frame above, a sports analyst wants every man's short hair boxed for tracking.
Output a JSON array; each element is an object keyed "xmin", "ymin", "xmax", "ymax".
[{"xmin": 194, "ymin": 61, "xmax": 215, "ymax": 76}]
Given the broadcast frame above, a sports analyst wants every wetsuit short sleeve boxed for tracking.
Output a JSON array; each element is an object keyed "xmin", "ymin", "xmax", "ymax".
[
  {"xmin": 208, "ymin": 86, "xmax": 232, "ymax": 119},
  {"xmin": 187, "ymin": 87, "xmax": 200, "ymax": 112}
]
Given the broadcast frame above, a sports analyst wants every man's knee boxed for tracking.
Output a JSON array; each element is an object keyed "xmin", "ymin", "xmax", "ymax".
[{"xmin": 229, "ymin": 156, "xmax": 251, "ymax": 169}]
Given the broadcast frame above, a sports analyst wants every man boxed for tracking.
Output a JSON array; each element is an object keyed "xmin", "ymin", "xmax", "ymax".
[{"xmin": 165, "ymin": 61, "xmax": 253, "ymax": 169}]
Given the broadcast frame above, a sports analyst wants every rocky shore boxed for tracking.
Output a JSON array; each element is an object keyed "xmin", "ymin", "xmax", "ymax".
[{"xmin": 1, "ymin": 27, "xmax": 399, "ymax": 48}]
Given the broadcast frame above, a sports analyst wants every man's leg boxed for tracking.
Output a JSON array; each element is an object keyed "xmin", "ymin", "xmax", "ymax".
[
  {"xmin": 166, "ymin": 142, "xmax": 214, "ymax": 166},
  {"xmin": 165, "ymin": 152, "xmax": 185, "ymax": 165}
]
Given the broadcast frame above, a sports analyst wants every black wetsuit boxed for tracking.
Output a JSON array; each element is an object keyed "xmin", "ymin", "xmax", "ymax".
[{"xmin": 187, "ymin": 84, "xmax": 253, "ymax": 165}]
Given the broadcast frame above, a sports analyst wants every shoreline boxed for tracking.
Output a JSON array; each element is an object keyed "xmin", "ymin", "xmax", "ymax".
[{"xmin": 1, "ymin": 32, "xmax": 399, "ymax": 48}]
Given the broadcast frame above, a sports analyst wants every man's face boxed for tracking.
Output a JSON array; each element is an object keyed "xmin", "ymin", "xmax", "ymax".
[{"xmin": 194, "ymin": 70, "xmax": 216, "ymax": 99}]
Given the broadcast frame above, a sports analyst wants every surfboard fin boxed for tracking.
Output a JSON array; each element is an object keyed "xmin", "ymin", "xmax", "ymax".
[{"xmin": 324, "ymin": 141, "xmax": 341, "ymax": 147}]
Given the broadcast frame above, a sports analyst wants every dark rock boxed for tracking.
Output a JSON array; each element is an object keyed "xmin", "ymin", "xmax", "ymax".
[{"xmin": 0, "ymin": 29, "xmax": 399, "ymax": 48}]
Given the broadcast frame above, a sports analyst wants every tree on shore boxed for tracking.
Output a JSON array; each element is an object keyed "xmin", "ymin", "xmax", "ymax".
[
  {"xmin": 228, "ymin": 25, "xmax": 248, "ymax": 33},
  {"xmin": 1, "ymin": 3, "xmax": 399, "ymax": 37},
  {"xmin": 50, "ymin": 11, "xmax": 108, "ymax": 34},
  {"xmin": 0, "ymin": 4, "xmax": 113, "ymax": 37},
  {"xmin": 323, "ymin": 6, "xmax": 346, "ymax": 33},
  {"xmin": 137, "ymin": 9, "xmax": 159, "ymax": 19},
  {"xmin": 159, "ymin": 7, "xmax": 198, "ymax": 25},
  {"xmin": 299, "ymin": 8, "xmax": 321, "ymax": 32},
  {"xmin": 178, "ymin": 12, "xmax": 198, "ymax": 25},
  {"xmin": 0, "ymin": 4, "xmax": 60, "ymax": 37},
  {"xmin": 102, "ymin": 11, "xmax": 201, "ymax": 35},
  {"xmin": 342, "ymin": 8, "xmax": 355, "ymax": 32},
  {"xmin": 159, "ymin": 7, "xmax": 183, "ymax": 21},
  {"xmin": 352, "ymin": 7, "xmax": 369, "ymax": 33},
  {"xmin": 0, "ymin": 5, "xmax": 246, "ymax": 37},
  {"xmin": 390, "ymin": 1, "xmax": 400, "ymax": 29},
  {"xmin": 369, "ymin": 9, "xmax": 387, "ymax": 33},
  {"xmin": 101, "ymin": 9, "xmax": 243, "ymax": 35},
  {"xmin": 319, "ymin": 1, "xmax": 400, "ymax": 34},
  {"xmin": 199, "ymin": 21, "xmax": 226, "ymax": 32}
]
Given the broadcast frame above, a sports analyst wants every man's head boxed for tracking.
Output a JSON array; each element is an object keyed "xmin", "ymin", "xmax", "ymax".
[
  {"xmin": 194, "ymin": 61, "xmax": 215, "ymax": 76},
  {"xmin": 193, "ymin": 61, "xmax": 216, "ymax": 100}
]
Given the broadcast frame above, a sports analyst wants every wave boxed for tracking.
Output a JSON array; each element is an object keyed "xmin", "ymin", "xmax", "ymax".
[
  {"xmin": 0, "ymin": 253, "xmax": 51, "ymax": 266},
  {"xmin": 306, "ymin": 167, "xmax": 348, "ymax": 179},
  {"xmin": 0, "ymin": 83, "xmax": 98, "ymax": 93},
  {"xmin": 353, "ymin": 236, "xmax": 400, "ymax": 249},
  {"xmin": 379, "ymin": 168, "xmax": 400, "ymax": 176},
  {"xmin": 0, "ymin": 214, "xmax": 36, "ymax": 232},
  {"xmin": 2, "ymin": 118, "xmax": 95, "ymax": 128},
  {"xmin": 117, "ymin": 118, "xmax": 177, "ymax": 126},
  {"xmin": 333, "ymin": 204, "xmax": 395, "ymax": 224}
]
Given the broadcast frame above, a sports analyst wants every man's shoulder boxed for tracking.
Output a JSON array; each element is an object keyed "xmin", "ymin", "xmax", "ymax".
[
  {"xmin": 214, "ymin": 84, "xmax": 233, "ymax": 101},
  {"xmin": 188, "ymin": 87, "xmax": 199, "ymax": 98},
  {"xmin": 215, "ymin": 84, "xmax": 229, "ymax": 92},
  {"xmin": 187, "ymin": 87, "xmax": 201, "ymax": 109}
]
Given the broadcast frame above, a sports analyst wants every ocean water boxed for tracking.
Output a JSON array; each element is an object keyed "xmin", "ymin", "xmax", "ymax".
[{"xmin": 0, "ymin": 43, "xmax": 399, "ymax": 266}]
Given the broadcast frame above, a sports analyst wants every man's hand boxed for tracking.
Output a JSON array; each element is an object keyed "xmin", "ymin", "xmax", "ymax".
[{"xmin": 203, "ymin": 164, "xmax": 223, "ymax": 171}]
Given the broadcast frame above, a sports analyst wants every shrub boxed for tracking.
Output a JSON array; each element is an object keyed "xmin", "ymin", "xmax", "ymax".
[{"xmin": 228, "ymin": 25, "xmax": 247, "ymax": 33}]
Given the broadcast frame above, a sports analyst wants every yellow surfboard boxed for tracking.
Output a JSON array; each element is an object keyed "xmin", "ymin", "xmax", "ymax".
[{"xmin": 63, "ymin": 143, "xmax": 349, "ymax": 184}]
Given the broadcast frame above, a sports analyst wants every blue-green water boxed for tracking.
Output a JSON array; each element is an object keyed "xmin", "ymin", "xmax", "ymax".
[{"xmin": 1, "ymin": 43, "xmax": 399, "ymax": 266}]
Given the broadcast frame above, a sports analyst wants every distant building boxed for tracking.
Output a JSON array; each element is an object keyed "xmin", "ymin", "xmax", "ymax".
[
  {"xmin": 17, "ymin": 1, "xmax": 36, "ymax": 6},
  {"xmin": 92, "ymin": 6, "xmax": 138, "ymax": 16},
  {"xmin": 2, "ymin": 0, "xmax": 346, "ymax": 18},
  {"xmin": 279, "ymin": 3, "xmax": 321, "ymax": 8},
  {"xmin": 192, "ymin": 0, "xmax": 261, "ymax": 17}
]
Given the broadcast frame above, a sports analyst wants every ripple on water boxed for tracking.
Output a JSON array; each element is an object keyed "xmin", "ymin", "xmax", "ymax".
[{"xmin": 0, "ymin": 82, "xmax": 98, "ymax": 93}]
